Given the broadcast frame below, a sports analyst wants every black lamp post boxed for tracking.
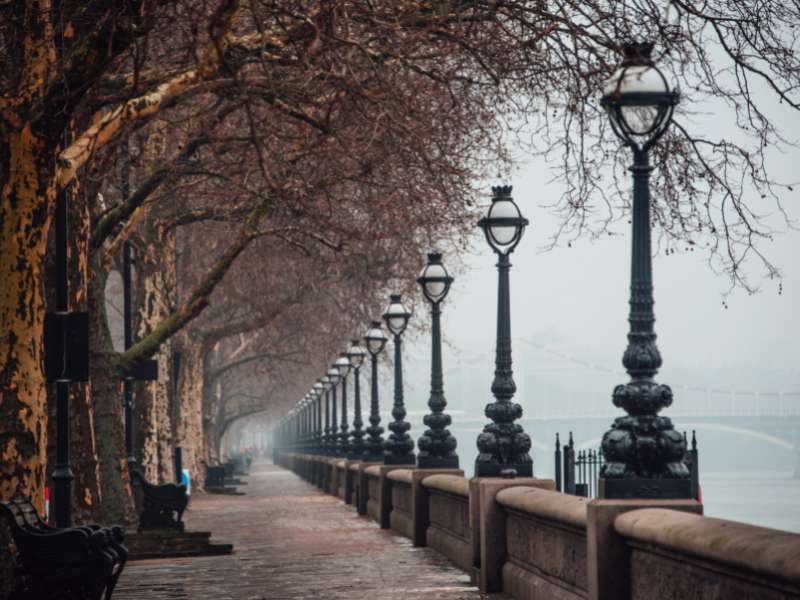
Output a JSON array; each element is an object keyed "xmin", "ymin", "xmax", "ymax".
[
  {"xmin": 416, "ymin": 253, "xmax": 459, "ymax": 469},
  {"xmin": 335, "ymin": 354, "xmax": 352, "ymax": 456},
  {"xmin": 382, "ymin": 294, "xmax": 415, "ymax": 465},
  {"xmin": 312, "ymin": 382, "xmax": 324, "ymax": 454},
  {"xmin": 598, "ymin": 42, "xmax": 689, "ymax": 498},
  {"xmin": 475, "ymin": 186, "xmax": 533, "ymax": 477},
  {"xmin": 346, "ymin": 341, "xmax": 368, "ymax": 459},
  {"xmin": 320, "ymin": 375, "xmax": 332, "ymax": 454},
  {"xmin": 301, "ymin": 394, "xmax": 311, "ymax": 451},
  {"xmin": 327, "ymin": 366, "xmax": 341, "ymax": 456},
  {"xmin": 363, "ymin": 321, "xmax": 388, "ymax": 462}
]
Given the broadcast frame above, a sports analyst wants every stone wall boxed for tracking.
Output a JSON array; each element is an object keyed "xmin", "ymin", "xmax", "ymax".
[
  {"xmin": 497, "ymin": 487, "xmax": 589, "ymax": 600},
  {"xmin": 365, "ymin": 467, "xmax": 381, "ymax": 524},
  {"xmin": 388, "ymin": 470, "xmax": 414, "ymax": 539},
  {"xmin": 617, "ymin": 508, "xmax": 800, "ymax": 600},
  {"xmin": 423, "ymin": 475, "xmax": 473, "ymax": 573}
]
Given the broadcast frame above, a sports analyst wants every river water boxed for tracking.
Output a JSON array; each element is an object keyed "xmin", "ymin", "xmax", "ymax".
[{"xmin": 700, "ymin": 471, "xmax": 800, "ymax": 533}]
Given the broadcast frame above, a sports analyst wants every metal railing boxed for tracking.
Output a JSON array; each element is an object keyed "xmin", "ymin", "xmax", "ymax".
[{"xmin": 555, "ymin": 431, "xmax": 699, "ymax": 499}]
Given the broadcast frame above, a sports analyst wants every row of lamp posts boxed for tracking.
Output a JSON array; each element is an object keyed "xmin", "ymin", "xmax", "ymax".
[
  {"xmin": 276, "ymin": 42, "xmax": 692, "ymax": 497},
  {"xmin": 275, "ymin": 186, "xmax": 539, "ymax": 477}
]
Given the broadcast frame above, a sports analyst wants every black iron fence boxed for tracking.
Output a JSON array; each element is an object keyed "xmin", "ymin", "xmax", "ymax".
[{"xmin": 555, "ymin": 431, "xmax": 700, "ymax": 499}]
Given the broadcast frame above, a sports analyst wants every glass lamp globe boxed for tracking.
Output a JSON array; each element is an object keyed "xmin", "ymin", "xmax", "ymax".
[
  {"xmin": 327, "ymin": 367, "xmax": 341, "ymax": 383},
  {"xmin": 417, "ymin": 252, "xmax": 453, "ymax": 304},
  {"xmin": 346, "ymin": 340, "xmax": 367, "ymax": 368},
  {"xmin": 478, "ymin": 186, "xmax": 528, "ymax": 255},
  {"xmin": 364, "ymin": 320, "xmax": 388, "ymax": 356},
  {"xmin": 335, "ymin": 354, "xmax": 351, "ymax": 376},
  {"xmin": 383, "ymin": 294, "xmax": 411, "ymax": 336},
  {"xmin": 601, "ymin": 42, "xmax": 678, "ymax": 148}
]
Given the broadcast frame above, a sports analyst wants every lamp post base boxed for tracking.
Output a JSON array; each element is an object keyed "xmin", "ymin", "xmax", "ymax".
[
  {"xmin": 417, "ymin": 455, "xmax": 459, "ymax": 469},
  {"xmin": 384, "ymin": 454, "xmax": 416, "ymax": 466},
  {"xmin": 474, "ymin": 461, "xmax": 533, "ymax": 478},
  {"xmin": 598, "ymin": 477, "xmax": 692, "ymax": 500}
]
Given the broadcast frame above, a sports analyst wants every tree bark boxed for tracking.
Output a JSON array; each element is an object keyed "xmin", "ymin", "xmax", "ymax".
[
  {"xmin": 133, "ymin": 223, "xmax": 177, "ymax": 483},
  {"xmin": 89, "ymin": 261, "xmax": 136, "ymax": 525},
  {"xmin": 174, "ymin": 335, "xmax": 206, "ymax": 489},
  {"xmin": 0, "ymin": 125, "xmax": 57, "ymax": 506}
]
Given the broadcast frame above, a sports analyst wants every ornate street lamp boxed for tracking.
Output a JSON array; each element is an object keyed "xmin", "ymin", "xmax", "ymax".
[
  {"xmin": 313, "ymin": 381, "xmax": 324, "ymax": 454},
  {"xmin": 346, "ymin": 340, "xmax": 368, "ymax": 459},
  {"xmin": 475, "ymin": 185, "xmax": 533, "ymax": 477},
  {"xmin": 363, "ymin": 321, "xmax": 388, "ymax": 462},
  {"xmin": 335, "ymin": 353, "xmax": 352, "ymax": 456},
  {"xmin": 320, "ymin": 375, "xmax": 332, "ymax": 454},
  {"xmin": 598, "ymin": 42, "xmax": 689, "ymax": 498},
  {"xmin": 382, "ymin": 294, "xmax": 415, "ymax": 465},
  {"xmin": 416, "ymin": 253, "xmax": 459, "ymax": 468},
  {"xmin": 302, "ymin": 394, "xmax": 312, "ymax": 451},
  {"xmin": 326, "ymin": 366, "xmax": 342, "ymax": 456}
]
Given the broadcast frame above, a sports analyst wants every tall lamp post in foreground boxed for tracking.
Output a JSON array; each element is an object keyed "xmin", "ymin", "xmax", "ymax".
[
  {"xmin": 363, "ymin": 322, "xmax": 388, "ymax": 462},
  {"xmin": 335, "ymin": 353, "xmax": 352, "ymax": 456},
  {"xmin": 598, "ymin": 42, "xmax": 689, "ymax": 498},
  {"xmin": 383, "ymin": 294, "xmax": 415, "ymax": 465},
  {"xmin": 416, "ymin": 253, "xmax": 459, "ymax": 469},
  {"xmin": 475, "ymin": 186, "xmax": 533, "ymax": 477},
  {"xmin": 346, "ymin": 341, "xmax": 368, "ymax": 459}
]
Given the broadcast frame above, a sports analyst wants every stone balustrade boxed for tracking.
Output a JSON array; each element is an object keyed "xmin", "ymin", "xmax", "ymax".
[
  {"xmin": 496, "ymin": 486, "xmax": 589, "ymax": 599},
  {"xmin": 277, "ymin": 452, "xmax": 800, "ymax": 600},
  {"xmin": 616, "ymin": 508, "xmax": 800, "ymax": 600},
  {"xmin": 423, "ymin": 474, "xmax": 472, "ymax": 573}
]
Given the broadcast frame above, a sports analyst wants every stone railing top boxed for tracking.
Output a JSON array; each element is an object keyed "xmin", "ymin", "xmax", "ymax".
[
  {"xmin": 496, "ymin": 486, "xmax": 588, "ymax": 530},
  {"xmin": 364, "ymin": 465, "xmax": 381, "ymax": 477},
  {"xmin": 387, "ymin": 469, "xmax": 414, "ymax": 484},
  {"xmin": 422, "ymin": 474, "xmax": 469, "ymax": 497},
  {"xmin": 348, "ymin": 462, "xmax": 361, "ymax": 471},
  {"xmin": 335, "ymin": 459, "xmax": 346, "ymax": 468},
  {"xmin": 615, "ymin": 508, "xmax": 800, "ymax": 584}
]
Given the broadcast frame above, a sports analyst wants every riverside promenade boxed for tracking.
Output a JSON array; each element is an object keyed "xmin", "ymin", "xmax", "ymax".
[{"xmin": 114, "ymin": 460, "xmax": 498, "ymax": 599}]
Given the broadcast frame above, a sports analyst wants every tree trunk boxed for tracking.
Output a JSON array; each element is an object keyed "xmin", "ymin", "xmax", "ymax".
[
  {"xmin": 175, "ymin": 335, "xmax": 206, "ymax": 489},
  {"xmin": 133, "ymin": 224, "xmax": 177, "ymax": 483},
  {"xmin": 202, "ymin": 361, "xmax": 221, "ymax": 465},
  {"xmin": 0, "ymin": 125, "xmax": 57, "ymax": 506},
  {"xmin": 89, "ymin": 261, "xmax": 136, "ymax": 525}
]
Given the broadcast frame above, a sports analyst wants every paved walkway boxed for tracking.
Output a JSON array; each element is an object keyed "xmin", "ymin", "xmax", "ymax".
[{"xmin": 114, "ymin": 460, "xmax": 501, "ymax": 599}]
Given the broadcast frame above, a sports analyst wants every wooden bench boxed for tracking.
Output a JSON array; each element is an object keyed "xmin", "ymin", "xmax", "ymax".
[
  {"xmin": 131, "ymin": 470, "xmax": 189, "ymax": 532},
  {"xmin": 1, "ymin": 498, "xmax": 127, "ymax": 600}
]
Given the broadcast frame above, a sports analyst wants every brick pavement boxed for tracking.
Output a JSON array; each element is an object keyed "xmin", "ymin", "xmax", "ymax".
[{"xmin": 114, "ymin": 460, "xmax": 504, "ymax": 599}]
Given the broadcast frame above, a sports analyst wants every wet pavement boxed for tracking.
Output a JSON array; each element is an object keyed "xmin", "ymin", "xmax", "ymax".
[{"xmin": 114, "ymin": 460, "xmax": 501, "ymax": 599}]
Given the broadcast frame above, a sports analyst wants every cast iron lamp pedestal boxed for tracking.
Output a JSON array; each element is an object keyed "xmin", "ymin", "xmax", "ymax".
[
  {"xmin": 416, "ymin": 253, "xmax": 459, "ymax": 469},
  {"xmin": 475, "ymin": 186, "xmax": 533, "ymax": 477},
  {"xmin": 383, "ymin": 294, "xmax": 415, "ymax": 465},
  {"xmin": 598, "ymin": 41, "xmax": 690, "ymax": 498}
]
